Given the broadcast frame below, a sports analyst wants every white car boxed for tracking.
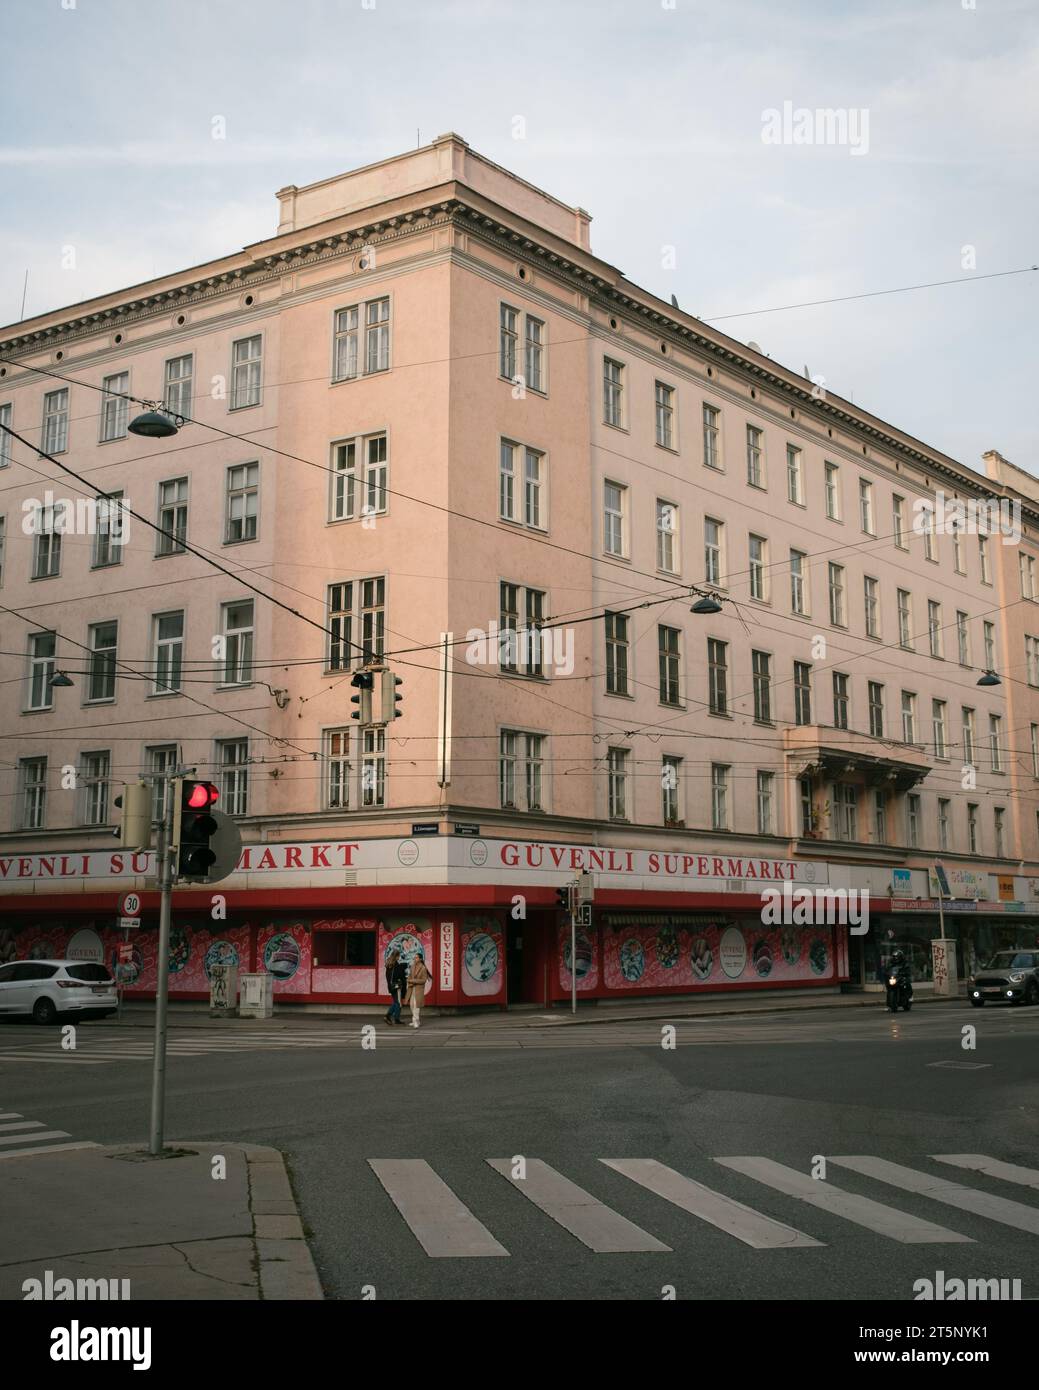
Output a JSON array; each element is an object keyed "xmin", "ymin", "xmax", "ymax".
[{"xmin": 0, "ymin": 959, "xmax": 118, "ymax": 1025}]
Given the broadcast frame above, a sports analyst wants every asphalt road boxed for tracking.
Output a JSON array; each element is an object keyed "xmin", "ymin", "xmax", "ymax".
[{"xmin": 2, "ymin": 1003, "xmax": 1037, "ymax": 1301}]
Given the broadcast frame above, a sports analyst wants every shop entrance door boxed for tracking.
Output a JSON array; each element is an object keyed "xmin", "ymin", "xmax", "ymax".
[{"xmin": 507, "ymin": 924, "xmax": 525, "ymax": 1004}]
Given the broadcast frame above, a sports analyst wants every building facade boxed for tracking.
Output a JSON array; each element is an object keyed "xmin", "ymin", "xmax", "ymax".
[{"xmin": 1, "ymin": 133, "xmax": 1037, "ymax": 1008}]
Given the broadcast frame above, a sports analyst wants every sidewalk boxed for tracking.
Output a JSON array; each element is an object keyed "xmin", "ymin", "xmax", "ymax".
[
  {"xmin": 106, "ymin": 988, "xmax": 967, "ymax": 1032},
  {"xmin": 0, "ymin": 1142, "xmax": 322, "ymax": 1301}
]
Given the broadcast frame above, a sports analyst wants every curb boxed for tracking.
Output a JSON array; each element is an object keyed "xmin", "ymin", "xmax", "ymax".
[{"xmin": 240, "ymin": 1144, "xmax": 323, "ymax": 1300}]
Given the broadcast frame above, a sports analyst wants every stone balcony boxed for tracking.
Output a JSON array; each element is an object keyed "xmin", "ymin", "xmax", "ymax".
[{"xmin": 783, "ymin": 724, "xmax": 932, "ymax": 792}]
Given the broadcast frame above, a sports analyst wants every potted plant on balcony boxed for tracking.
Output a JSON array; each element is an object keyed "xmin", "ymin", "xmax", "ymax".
[{"xmin": 805, "ymin": 800, "xmax": 830, "ymax": 839}]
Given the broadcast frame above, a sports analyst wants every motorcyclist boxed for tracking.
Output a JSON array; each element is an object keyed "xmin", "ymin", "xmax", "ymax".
[{"xmin": 889, "ymin": 949, "xmax": 913, "ymax": 1002}]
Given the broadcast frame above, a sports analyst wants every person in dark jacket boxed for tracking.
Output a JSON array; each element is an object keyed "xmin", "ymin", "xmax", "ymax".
[{"xmin": 384, "ymin": 949, "xmax": 407, "ymax": 1026}]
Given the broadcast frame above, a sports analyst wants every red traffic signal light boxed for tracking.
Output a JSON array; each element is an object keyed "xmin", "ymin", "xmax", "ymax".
[
  {"xmin": 177, "ymin": 780, "xmax": 220, "ymax": 879},
  {"xmin": 187, "ymin": 782, "xmax": 219, "ymax": 810}
]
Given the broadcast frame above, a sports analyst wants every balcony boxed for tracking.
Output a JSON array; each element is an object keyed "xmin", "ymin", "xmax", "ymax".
[{"xmin": 783, "ymin": 724, "xmax": 932, "ymax": 792}]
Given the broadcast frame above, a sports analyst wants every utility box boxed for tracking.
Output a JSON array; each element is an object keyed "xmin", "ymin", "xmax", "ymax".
[
  {"xmin": 239, "ymin": 971, "xmax": 274, "ymax": 1019},
  {"xmin": 209, "ymin": 963, "xmax": 238, "ymax": 1017},
  {"xmin": 931, "ymin": 938, "xmax": 959, "ymax": 997}
]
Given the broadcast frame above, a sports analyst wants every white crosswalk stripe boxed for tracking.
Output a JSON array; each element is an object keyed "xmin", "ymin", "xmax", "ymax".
[
  {"xmin": 0, "ymin": 1101, "xmax": 99, "ymax": 1160},
  {"xmin": 932, "ymin": 1154, "xmax": 1039, "ymax": 1190},
  {"xmin": 369, "ymin": 1159, "xmax": 509, "ymax": 1257},
  {"xmin": 486, "ymin": 1158, "xmax": 671, "ymax": 1252},
  {"xmin": 716, "ymin": 1157, "xmax": 971, "ymax": 1244},
  {"xmin": 830, "ymin": 1155, "xmax": 1039, "ymax": 1236}
]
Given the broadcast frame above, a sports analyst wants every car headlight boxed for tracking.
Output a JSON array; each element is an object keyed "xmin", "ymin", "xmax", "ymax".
[{"xmin": 1008, "ymin": 973, "xmax": 1024, "ymax": 983}]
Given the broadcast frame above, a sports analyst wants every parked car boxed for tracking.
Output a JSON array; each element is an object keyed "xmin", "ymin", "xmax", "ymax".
[
  {"xmin": 967, "ymin": 950, "xmax": 1039, "ymax": 1007},
  {"xmin": 0, "ymin": 959, "xmax": 117, "ymax": 1025}
]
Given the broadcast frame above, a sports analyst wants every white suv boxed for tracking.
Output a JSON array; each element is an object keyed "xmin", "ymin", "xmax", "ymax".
[{"xmin": 0, "ymin": 960, "xmax": 118, "ymax": 1025}]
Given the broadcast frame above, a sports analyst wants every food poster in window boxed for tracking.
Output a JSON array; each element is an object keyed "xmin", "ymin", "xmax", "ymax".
[
  {"xmin": 257, "ymin": 922, "xmax": 311, "ymax": 993},
  {"xmin": 311, "ymin": 918, "xmax": 380, "ymax": 996},
  {"xmin": 601, "ymin": 919, "xmax": 835, "ymax": 991},
  {"xmin": 379, "ymin": 917, "xmax": 434, "ymax": 999},
  {"xmin": 460, "ymin": 916, "xmax": 505, "ymax": 999},
  {"xmin": 18, "ymin": 923, "xmax": 70, "ymax": 963},
  {"xmin": 166, "ymin": 923, "xmax": 253, "ymax": 993},
  {"xmin": 556, "ymin": 922, "xmax": 599, "ymax": 993}
]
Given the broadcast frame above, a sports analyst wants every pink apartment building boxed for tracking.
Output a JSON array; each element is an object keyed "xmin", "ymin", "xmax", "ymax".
[{"xmin": 0, "ymin": 133, "xmax": 1036, "ymax": 1009}]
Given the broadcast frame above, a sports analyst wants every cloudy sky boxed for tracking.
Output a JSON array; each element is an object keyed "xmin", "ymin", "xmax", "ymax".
[{"xmin": 3, "ymin": 0, "xmax": 1036, "ymax": 472}]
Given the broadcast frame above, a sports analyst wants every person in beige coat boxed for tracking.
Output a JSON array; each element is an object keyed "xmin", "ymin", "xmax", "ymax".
[{"xmin": 405, "ymin": 952, "xmax": 430, "ymax": 1028}]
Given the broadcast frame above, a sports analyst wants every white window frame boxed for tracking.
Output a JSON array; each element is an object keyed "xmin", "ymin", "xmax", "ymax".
[
  {"xmin": 786, "ymin": 444, "xmax": 804, "ymax": 505},
  {"xmin": 603, "ymin": 480, "xmax": 627, "ymax": 557},
  {"xmin": 152, "ymin": 611, "xmax": 184, "ymax": 696},
  {"xmin": 225, "ymin": 462, "xmax": 259, "ymax": 542},
  {"xmin": 99, "ymin": 371, "xmax": 130, "ymax": 442},
  {"xmin": 746, "ymin": 424, "xmax": 764, "ymax": 488},
  {"xmin": 603, "ymin": 358, "xmax": 624, "ymax": 427},
  {"xmin": 218, "ymin": 738, "xmax": 249, "ymax": 815},
  {"xmin": 230, "ymin": 335, "xmax": 262, "ymax": 410},
  {"xmin": 42, "ymin": 388, "xmax": 69, "ymax": 453},
  {"xmin": 157, "ymin": 477, "xmax": 188, "ymax": 555},
  {"xmin": 656, "ymin": 499, "xmax": 678, "ymax": 574},
  {"xmin": 164, "ymin": 354, "xmax": 193, "ymax": 419},
  {"xmin": 220, "ymin": 600, "xmax": 254, "ymax": 686}
]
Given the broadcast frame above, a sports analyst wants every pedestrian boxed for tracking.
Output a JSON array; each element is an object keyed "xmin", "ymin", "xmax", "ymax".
[
  {"xmin": 405, "ymin": 950, "xmax": 430, "ymax": 1029},
  {"xmin": 384, "ymin": 949, "xmax": 406, "ymax": 1026}
]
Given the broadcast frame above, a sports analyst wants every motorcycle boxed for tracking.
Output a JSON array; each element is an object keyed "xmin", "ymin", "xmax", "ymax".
[{"xmin": 886, "ymin": 970, "xmax": 913, "ymax": 1012}]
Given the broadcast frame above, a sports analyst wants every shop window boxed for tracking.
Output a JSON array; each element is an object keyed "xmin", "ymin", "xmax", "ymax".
[{"xmin": 313, "ymin": 930, "xmax": 376, "ymax": 967}]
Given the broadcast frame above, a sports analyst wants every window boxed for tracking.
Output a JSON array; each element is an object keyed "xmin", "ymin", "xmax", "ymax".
[
  {"xmin": 989, "ymin": 714, "xmax": 1003, "ymax": 772},
  {"xmin": 967, "ymin": 802, "xmax": 979, "ymax": 854},
  {"xmin": 932, "ymin": 699, "xmax": 947, "ymax": 758},
  {"xmin": 923, "ymin": 506, "xmax": 937, "ymax": 561},
  {"xmin": 873, "ymin": 789, "xmax": 887, "ymax": 843},
  {"xmin": 603, "ymin": 480, "xmax": 626, "ymax": 556},
  {"xmin": 790, "ymin": 551, "xmax": 807, "ymax": 614},
  {"xmin": 749, "ymin": 534, "xmax": 768, "ymax": 601},
  {"xmin": 605, "ymin": 612, "xmax": 629, "ymax": 695},
  {"xmin": 360, "ymin": 577, "xmax": 385, "ymax": 664},
  {"xmin": 824, "ymin": 461, "xmax": 840, "ymax": 519},
  {"xmin": 659, "ymin": 626, "xmax": 681, "ymax": 706},
  {"xmin": 786, "ymin": 444, "xmax": 803, "ymax": 504},
  {"xmin": 868, "ymin": 681, "xmax": 884, "ymax": 738},
  {"xmin": 152, "ymin": 612, "xmax": 184, "ymax": 695},
  {"xmin": 752, "ymin": 649, "xmax": 772, "ymax": 723},
  {"xmin": 979, "ymin": 534, "xmax": 990, "ymax": 584},
  {"xmin": 365, "ymin": 298, "xmax": 390, "ymax": 375},
  {"xmin": 858, "ymin": 478, "xmax": 874, "ymax": 533},
  {"xmin": 225, "ymin": 462, "xmax": 259, "ymax": 542},
  {"xmin": 218, "ymin": 739, "xmax": 249, "ymax": 815},
  {"xmin": 662, "ymin": 755, "xmax": 682, "ymax": 823},
  {"xmin": 501, "ymin": 583, "xmax": 544, "ymax": 677},
  {"xmin": 832, "ymin": 672, "xmax": 849, "ymax": 730},
  {"xmin": 524, "ymin": 316, "xmax": 545, "ymax": 393},
  {"xmin": 708, "ymin": 638, "xmax": 728, "ymax": 715},
  {"xmin": 499, "ymin": 304, "xmax": 518, "ymax": 380},
  {"xmin": 1027, "ymin": 635, "xmax": 1039, "ymax": 687},
  {"xmin": 524, "ymin": 448, "xmax": 544, "ymax": 530},
  {"xmin": 1032, "ymin": 724, "xmax": 1039, "ymax": 778},
  {"xmin": 746, "ymin": 425, "xmax": 764, "ymax": 486},
  {"xmin": 330, "ymin": 434, "xmax": 387, "ymax": 522},
  {"xmin": 927, "ymin": 600, "xmax": 943, "ymax": 658},
  {"xmin": 656, "ymin": 500, "xmax": 678, "ymax": 573},
  {"xmin": 500, "ymin": 730, "xmax": 545, "ymax": 812},
  {"xmin": 27, "ymin": 631, "xmax": 56, "ymax": 710},
  {"xmin": 42, "ymin": 388, "xmax": 69, "ymax": 453},
  {"xmin": 704, "ymin": 517, "xmax": 724, "ymax": 586},
  {"xmin": 983, "ymin": 620, "xmax": 995, "ymax": 671},
  {"xmin": 833, "ymin": 784, "xmax": 857, "ymax": 841},
  {"xmin": 230, "ymin": 335, "xmax": 262, "ymax": 408},
  {"xmin": 956, "ymin": 612, "xmax": 970, "ymax": 666},
  {"xmin": 711, "ymin": 764, "xmax": 729, "ymax": 830},
  {"xmin": 20, "ymin": 757, "xmax": 47, "ymax": 829},
  {"xmin": 327, "ymin": 583, "xmax": 354, "ymax": 672},
  {"xmin": 702, "ymin": 404, "xmax": 720, "ymax": 469},
  {"xmin": 901, "ymin": 691, "xmax": 917, "ymax": 744},
  {"xmin": 952, "ymin": 523, "xmax": 964, "ymax": 575},
  {"xmin": 148, "ymin": 744, "xmax": 178, "ymax": 824},
  {"xmin": 92, "ymin": 491, "xmax": 125, "ymax": 568},
  {"xmin": 962, "ymin": 708, "xmax": 976, "ymax": 766},
  {"xmin": 995, "ymin": 807, "xmax": 1006, "ymax": 857},
  {"xmin": 655, "ymin": 382, "xmax": 675, "ymax": 448},
  {"xmin": 799, "ymin": 777, "xmax": 814, "ymax": 836},
  {"xmin": 86, "ymin": 621, "xmax": 117, "ymax": 702},
  {"xmin": 220, "ymin": 601, "xmax": 254, "ymax": 685},
  {"xmin": 100, "ymin": 372, "xmax": 129, "ymax": 442},
  {"xmin": 907, "ymin": 793, "xmax": 921, "ymax": 849},
  {"xmin": 863, "ymin": 576, "xmax": 879, "ymax": 637},
  {"xmin": 603, "ymin": 358, "xmax": 624, "ymax": 426},
  {"xmin": 0, "ymin": 515, "xmax": 5, "ymax": 586},
  {"xmin": 794, "ymin": 661, "xmax": 812, "ymax": 726},
  {"xmin": 756, "ymin": 771, "xmax": 775, "ymax": 835},
  {"xmin": 0, "ymin": 401, "xmax": 11, "ymax": 465},
  {"xmin": 897, "ymin": 589, "xmax": 912, "ymax": 648},
  {"xmin": 828, "ymin": 562, "xmax": 845, "ymax": 626},
  {"xmin": 324, "ymin": 729, "xmax": 351, "ymax": 809},
  {"xmin": 164, "ymin": 355, "xmax": 193, "ymax": 418},
  {"xmin": 361, "ymin": 728, "xmax": 386, "ymax": 807},
  {"xmin": 938, "ymin": 798, "xmax": 950, "ymax": 852},
  {"xmin": 892, "ymin": 494, "xmax": 906, "ymax": 548},
  {"xmin": 31, "ymin": 502, "xmax": 62, "ymax": 578},
  {"xmin": 157, "ymin": 478, "xmax": 188, "ymax": 554},
  {"xmin": 608, "ymin": 747, "xmax": 630, "ymax": 820},
  {"xmin": 81, "ymin": 751, "xmax": 110, "ymax": 826},
  {"xmin": 1022, "ymin": 554, "xmax": 1037, "ymax": 601}
]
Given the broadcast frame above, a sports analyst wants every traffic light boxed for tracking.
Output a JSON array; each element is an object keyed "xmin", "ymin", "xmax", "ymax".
[
  {"xmin": 382, "ymin": 672, "xmax": 403, "ymax": 723},
  {"xmin": 114, "ymin": 781, "xmax": 152, "ymax": 850},
  {"xmin": 555, "ymin": 883, "xmax": 573, "ymax": 913},
  {"xmin": 350, "ymin": 669, "xmax": 374, "ymax": 724},
  {"xmin": 174, "ymin": 780, "xmax": 220, "ymax": 880}
]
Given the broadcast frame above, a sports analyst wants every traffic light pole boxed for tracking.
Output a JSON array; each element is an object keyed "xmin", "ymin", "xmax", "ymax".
[
  {"xmin": 148, "ymin": 773, "xmax": 177, "ymax": 1156},
  {"xmin": 570, "ymin": 893, "xmax": 577, "ymax": 1016}
]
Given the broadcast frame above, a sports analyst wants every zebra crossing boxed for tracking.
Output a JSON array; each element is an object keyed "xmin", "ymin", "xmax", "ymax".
[
  {"xmin": 0, "ymin": 1102, "xmax": 98, "ymax": 1160},
  {"xmin": 369, "ymin": 1153, "xmax": 1039, "ymax": 1257}
]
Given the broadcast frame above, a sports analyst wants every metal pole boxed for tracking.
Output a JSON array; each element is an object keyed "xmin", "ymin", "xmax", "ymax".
[
  {"xmin": 148, "ymin": 775, "xmax": 177, "ymax": 1155},
  {"xmin": 570, "ymin": 886, "xmax": 577, "ymax": 1016}
]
